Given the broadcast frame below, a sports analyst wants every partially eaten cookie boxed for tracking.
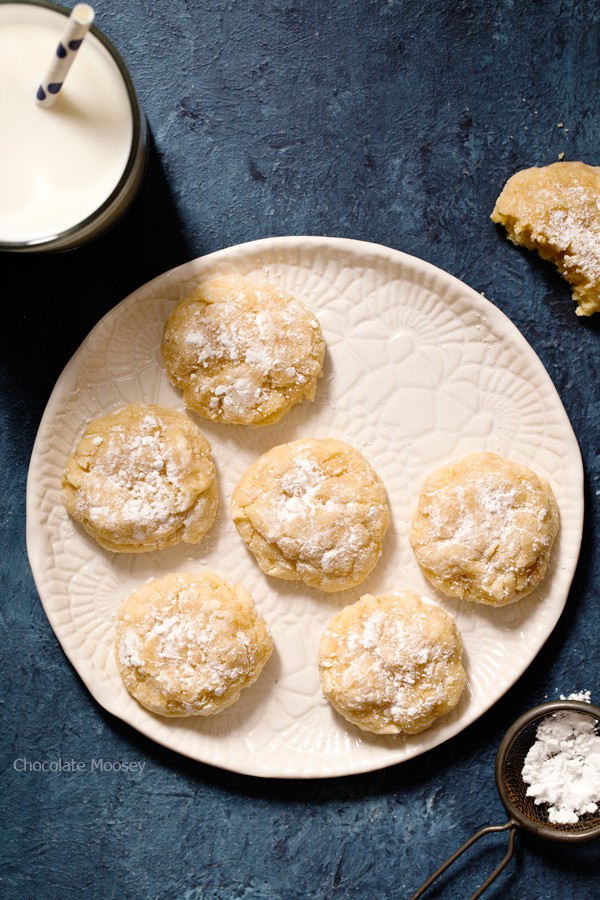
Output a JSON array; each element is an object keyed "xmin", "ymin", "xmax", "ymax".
[{"xmin": 491, "ymin": 161, "xmax": 600, "ymax": 316}]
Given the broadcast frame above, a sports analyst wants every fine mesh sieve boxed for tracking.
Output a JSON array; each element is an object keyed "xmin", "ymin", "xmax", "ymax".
[{"xmin": 411, "ymin": 700, "xmax": 600, "ymax": 900}]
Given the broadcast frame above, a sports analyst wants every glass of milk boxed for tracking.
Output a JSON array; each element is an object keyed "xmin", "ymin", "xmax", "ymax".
[{"xmin": 0, "ymin": 1, "xmax": 148, "ymax": 252}]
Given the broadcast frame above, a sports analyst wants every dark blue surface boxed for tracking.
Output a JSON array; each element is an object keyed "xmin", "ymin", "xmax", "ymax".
[{"xmin": 2, "ymin": 1, "xmax": 599, "ymax": 898}]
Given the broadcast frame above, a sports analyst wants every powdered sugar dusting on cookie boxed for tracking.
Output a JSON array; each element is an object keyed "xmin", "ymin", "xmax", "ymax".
[
  {"xmin": 77, "ymin": 414, "xmax": 193, "ymax": 536},
  {"xmin": 280, "ymin": 454, "xmax": 326, "ymax": 496},
  {"xmin": 427, "ymin": 478, "xmax": 544, "ymax": 546},
  {"xmin": 411, "ymin": 453, "xmax": 559, "ymax": 606},
  {"xmin": 116, "ymin": 573, "xmax": 273, "ymax": 717},
  {"xmin": 143, "ymin": 600, "xmax": 247, "ymax": 700},
  {"xmin": 260, "ymin": 455, "xmax": 361, "ymax": 572},
  {"xmin": 537, "ymin": 185, "xmax": 600, "ymax": 287},
  {"xmin": 161, "ymin": 277, "xmax": 325, "ymax": 424},
  {"xmin": 319, "ymin": 592, "xmax": 466, "ymax": 734},
  {"xmin": 63, "ymin": 405, "xmax": 217, "ymax": 552},
  {"xmin": 340, "ymin": 605, "xmax": 452, "ymax": 719},
  {"xmin": 233, "ymin": 440, "xmax": 390, "ymax": 592},
  {"xmin": 424, "ymin": 478, "xmax": 552, "ymax": 597}
]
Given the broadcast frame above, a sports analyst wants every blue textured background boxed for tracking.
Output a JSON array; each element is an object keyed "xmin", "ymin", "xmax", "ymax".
[{"xmin": 2, "ymin": 1, "xmax": 599, "ymax": 897}]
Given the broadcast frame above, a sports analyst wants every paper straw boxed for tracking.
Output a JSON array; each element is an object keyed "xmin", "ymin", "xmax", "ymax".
[{"xmin": 36, "ymin": 4, "xmax": 95, "ymax": 108}]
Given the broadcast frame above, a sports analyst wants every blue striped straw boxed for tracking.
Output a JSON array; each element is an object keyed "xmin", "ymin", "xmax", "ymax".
[{"xmin": 36, "ymin": 4, "xmax": 95, "ymax": 108}]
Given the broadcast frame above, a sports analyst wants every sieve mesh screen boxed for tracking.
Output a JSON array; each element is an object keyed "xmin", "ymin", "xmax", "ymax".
[{"xmin": 498, "ymin": 708, "xmax": 600, "ymax": 837}]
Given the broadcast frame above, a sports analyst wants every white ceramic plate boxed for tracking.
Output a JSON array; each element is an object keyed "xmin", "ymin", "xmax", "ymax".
[{"xmin": 26, "ymin": 236, "xmax": 583, "ymax": 778}]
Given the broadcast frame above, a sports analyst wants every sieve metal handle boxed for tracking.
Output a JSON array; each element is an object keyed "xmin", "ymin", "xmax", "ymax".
[{"xmin": 410, "ymin": 820, "xmax": 517, "ymax": 900}]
